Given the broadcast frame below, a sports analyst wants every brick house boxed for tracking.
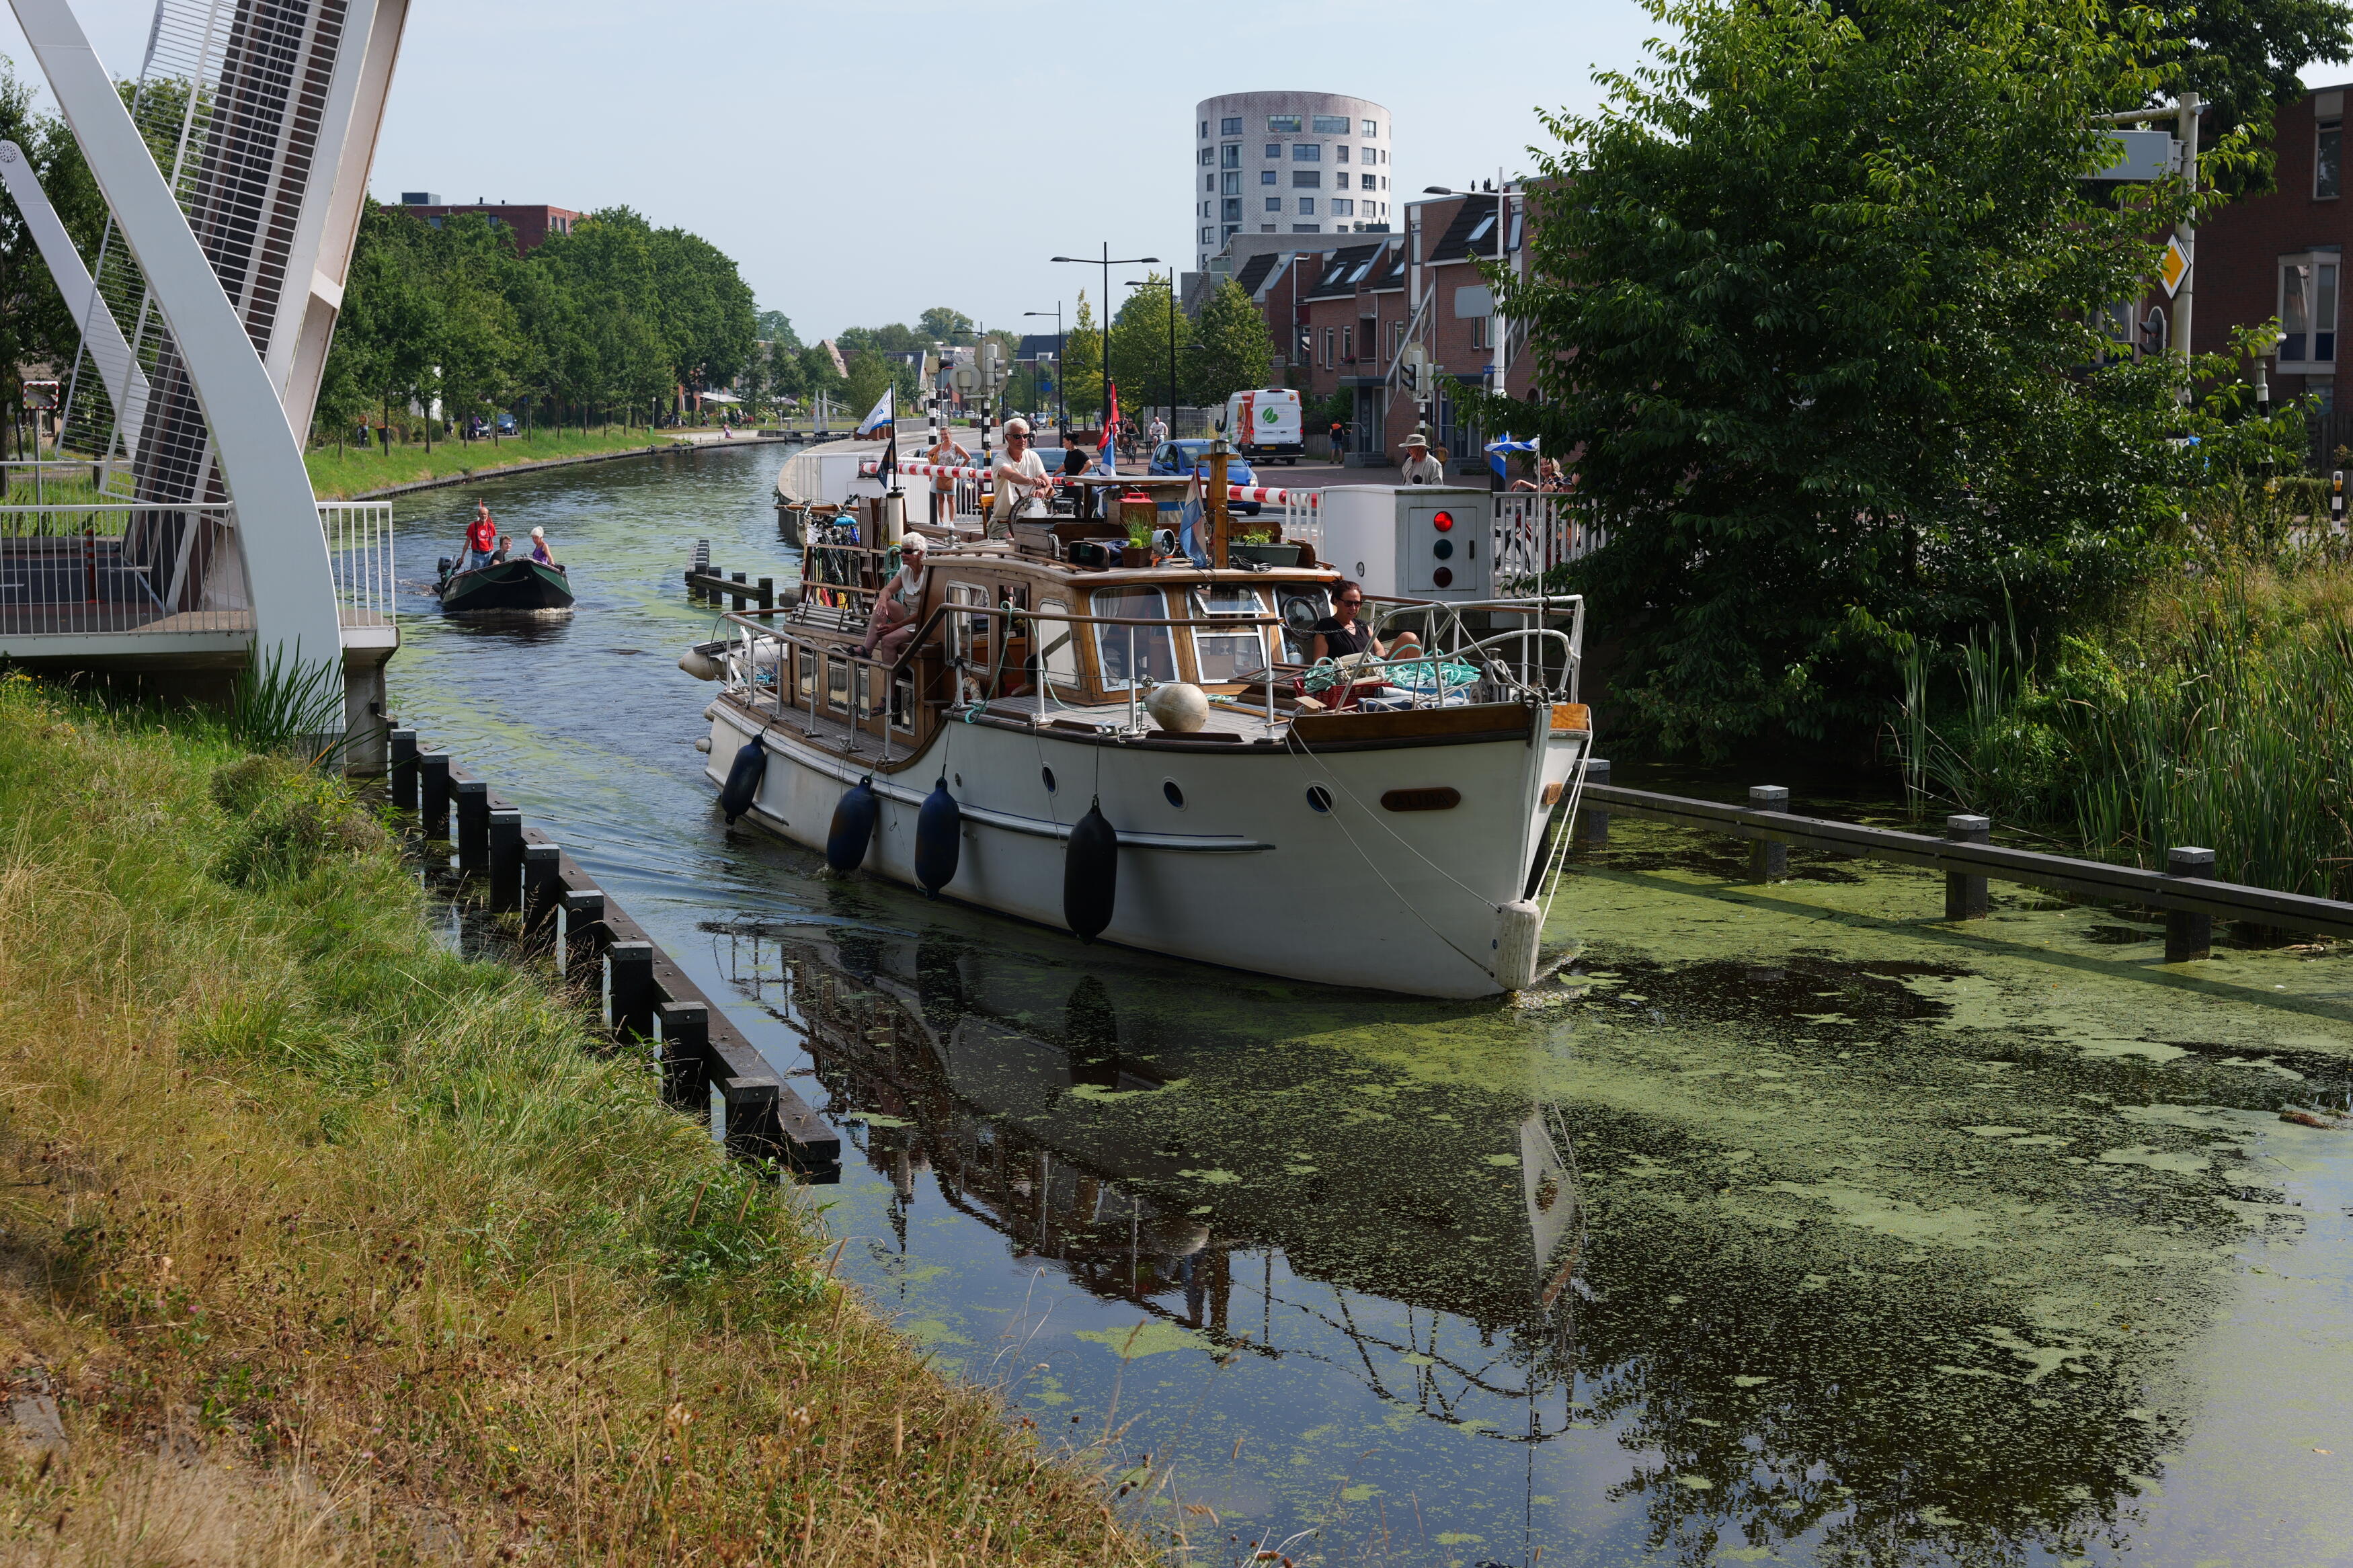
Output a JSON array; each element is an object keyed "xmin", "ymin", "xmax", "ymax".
[
  {"xmin": 396, "ymin": 196, "xmax": 582, "ymax": 253},
  {"xmin": 2186, "ymin": 85, "xmax": 2352, "ymax": 456}
]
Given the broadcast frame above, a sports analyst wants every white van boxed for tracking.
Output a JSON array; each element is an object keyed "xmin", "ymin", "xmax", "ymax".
[{"xmin": 1224, "ymin": 387, "xmax": 1304, "ymax": 464}]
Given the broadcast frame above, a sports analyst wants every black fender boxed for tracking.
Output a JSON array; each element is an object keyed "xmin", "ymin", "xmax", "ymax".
[
  {"xmin": 719, "ymin": 737, "xmax": 766, "ymax": 823},
  {"xmin": 1064, "ymin": 799, "xmax": 1118, "ymax": 942},
  {"xmin": 914, "ymin": 778, "xmax": 961, "ymax": 897},
  {"xmin": 827, "ymin": 778, "xmax": 879, "ymax": 873}
]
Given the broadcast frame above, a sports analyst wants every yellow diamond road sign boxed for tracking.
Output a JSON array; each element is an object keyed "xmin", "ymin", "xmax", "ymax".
[{"xmin": 2159, "ymin": 235, "xmax": 2191, "ymax": 298}]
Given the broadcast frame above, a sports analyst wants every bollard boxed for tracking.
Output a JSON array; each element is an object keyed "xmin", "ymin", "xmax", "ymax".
[
  {"xmin": 1579, "ymin": 758, "xmax": 1611, "ymax": 845},
  {"xmin": 561, "ymin": 891, "xmax": 606, "ymax": 991},
  {"xmin": 522, "ymin": 844, "xmax": 564, "ymax": 937},
  {"xmin": 1748, "ymin": 786, "xmax": 1790, "ymax": 882},
  {"xmin": 487, "ymin": 809, "xmax": 524, "ymax": 913},
  {"xmin": 2165, "ymin": 845, "xmax": 2217, "ymax": 962},
  {"xmin": 454, "ymin": 780, "xmax": 490, "ymax": 875},
  {"xmin": 389, "ymin": 730, "xmax": 419, "ymax": 810},
  {"xmin": 656, "ymin": 999, "xmax": 711, "ymax": 1108},
  {"xmin": 1944, "ymin": 815, "xmax": 1991, "ymax": 920},
  {"xmin": 418, "ymin": 753, "xmax": 452, "ymax": 839},
  {"xmin": 607, "ymin": 940, "xmax": 655, "ymax": 1038},
  {"xmin": 757, "ymin": 576, "xmax": 774, "ymax": 611}
]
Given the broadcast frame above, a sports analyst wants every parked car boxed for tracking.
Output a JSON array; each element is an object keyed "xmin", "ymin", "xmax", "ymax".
[
  {"xmin": 495, "ymin": 412, "xmax": 518, "ymax": 436},
  {"xmin": 1149, "ymin": 440, "xmax": 1264, "ymax": 514}
]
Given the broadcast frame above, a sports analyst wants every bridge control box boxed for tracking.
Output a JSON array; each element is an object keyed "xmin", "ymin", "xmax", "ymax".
[{"xmin": 1313, "ymin": 485, "xmax": 1494, "ymax": 602}]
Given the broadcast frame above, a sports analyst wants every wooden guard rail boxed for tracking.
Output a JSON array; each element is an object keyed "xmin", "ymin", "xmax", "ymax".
[
  {"xmin": 387, "ymin": 728, "xmax": 841, "ymax": 1180},
  {"xmin": 1577, "ymin": 760, "xmax": 2353, "ymax": 961}
]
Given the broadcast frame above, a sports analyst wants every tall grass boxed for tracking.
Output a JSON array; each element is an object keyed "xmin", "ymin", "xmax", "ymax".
[
  {"xmin": 0, "ymin": 671, "xmax": 1147, "ymax": 1565},
  {"xmin": 227, "ymin": 642, "xmax": 351, "ymax": 766},
  {"xmin": 1892, "ymin": 518, "xmax": 2353, "ymax": 900}
]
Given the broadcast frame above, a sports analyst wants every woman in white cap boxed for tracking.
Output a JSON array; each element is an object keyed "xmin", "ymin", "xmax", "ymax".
[
  {"xmin": 527, "ymin": 525, "xmax": 559, "ymax": 567},
  {"xmin": 859, "ymin": 532, "xmax": 928, "ymax": 665},
  {"xmin": 990, "ymin": 417, "xmax": 1053, "ymax": 537}
]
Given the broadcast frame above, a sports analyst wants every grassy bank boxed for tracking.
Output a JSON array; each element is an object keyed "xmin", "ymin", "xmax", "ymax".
[
  {"xmin": 1897, "ymin": 524, "xmax": 2353, "ymax": 901},
  {"xmin": 307, "ymin": 426, "xmax": 679, "ymax": 500},
  {"xmin": 0, "ymin": 674, "xmax": 1147, "ymax": 1564}
]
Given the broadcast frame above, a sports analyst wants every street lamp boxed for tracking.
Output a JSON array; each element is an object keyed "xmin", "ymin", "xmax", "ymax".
[
  {"xmin": 1023, "ymin": 306, "xmax": 1065, "ymax": 434},
  {"xmin": 1052, "ymin": 245, "xmax": 1158, "ymax": 431},
  {"xmin": 1124, "ymin": 277, "xmax": 1182, "ymax": 448},
  {"xmin": 1422, "ymin": 177, "xmax": 1517, "ymax": 463}
]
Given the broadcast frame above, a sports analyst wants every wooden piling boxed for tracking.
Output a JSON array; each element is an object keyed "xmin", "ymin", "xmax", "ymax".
[
  {"xmin": 487, "ymin": 809, "xmax": 524, "ymax": 913},
  {"xmin": 389, "ymin": 730, "xmax": 419, "ymax": 810},
  {"xmin": 757, "ymin": 576, "xmax": 774, "ymax": 611},
  {"xmin": 730, "ymin": 571, "xmax": 748, "ymax": 612},
  {"xmin": 1944, "ymin": 815, "xmax": 1991, "ymax": 919},
  {"xmin": 522, "ymin": 843, "xmax": 564, "ymax": 937},
  {"xmin": 418, "ymin": 753, "xmax": 452, "ymax": 839},
  {"xmin": 454, "ymin": 780, "xmax": 490, "ymax": 874},
  {"xmin": 560, "ymin": 891, "xmax": 607, "ymax": 991},
  {"xmin": 1579, "ymin": 758, "xmax": 1611, "ymax": 845},
  {"xmin": 1749, "ymin": 786, "xmax": 1790, "ymax": 882},
  {"xmin": 607, "ymin": 940, "xmax": 656, "ymax": 1038},
  {"xmin": 656, "ymin": 999, "xmax": 711, "ymax": 1108},
  {"xmin": 2165, "ymin": 845, "xmax": 2217, "ymax": 962}
]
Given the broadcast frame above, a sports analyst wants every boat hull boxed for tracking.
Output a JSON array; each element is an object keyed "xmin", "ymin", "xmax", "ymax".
[
  {"xmin": 703, "ymin": 699, "xmax": 1585, "ymax": 999},
  {"xmin": 438, "ymin": 559, "xmax": 574, "ymax": 615}
]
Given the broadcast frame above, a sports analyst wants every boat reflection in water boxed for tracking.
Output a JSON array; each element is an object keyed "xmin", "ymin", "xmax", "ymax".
[{"xmin": 709, "ymin": 921, "xmax": 2217, "ymax": 1564}]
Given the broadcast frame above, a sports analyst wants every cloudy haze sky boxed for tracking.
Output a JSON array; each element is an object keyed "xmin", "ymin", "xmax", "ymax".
[{"xmin": 3, "ymin": 1, "xmax": 2345, "ymax": 343}]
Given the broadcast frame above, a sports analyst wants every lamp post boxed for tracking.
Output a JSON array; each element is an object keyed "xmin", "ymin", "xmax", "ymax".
[
  {"xmin": 1052, "ymin": 245, "xmax": 1158, "ymax": 434},
  {"xmin": 1023, "ymin": 306, "xmax": 1066, "ymax": 435},
  {"xmin": 1123, "ymin": 276, "xmax": 1181, "ymax": 448}
]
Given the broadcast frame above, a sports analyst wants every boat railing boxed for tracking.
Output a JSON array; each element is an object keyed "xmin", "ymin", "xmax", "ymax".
[{"xmin": 714, "ymin": 589, "xmax": 1583, "ymax": 748}]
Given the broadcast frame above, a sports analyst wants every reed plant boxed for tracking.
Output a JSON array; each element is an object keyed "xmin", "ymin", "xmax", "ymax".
[
  {"xmin": 0, "ymin": 671, "xmax": 1147, "ymax": 1565},
  {"xmin": 1891, "ymin": 513, "xmax": 2353, "ymax": 901}
]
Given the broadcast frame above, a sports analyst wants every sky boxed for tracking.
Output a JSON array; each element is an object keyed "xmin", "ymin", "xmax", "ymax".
[
  {"xmin": 0, "ymin": 0, "xmax": 1663, "ymax": 339},
  {"xmin": 3, "ymin": 1, "xmax": 2348, "ymax": 343}
]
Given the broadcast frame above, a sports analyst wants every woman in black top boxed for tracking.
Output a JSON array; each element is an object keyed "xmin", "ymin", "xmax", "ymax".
[
  {"xmin": 1061, "ymin": 445, "xmax": 1094, "ymax": 520},
  {"xmin": 1308, "ymin": 580, "xmax": 1387, "ymax": 663}
]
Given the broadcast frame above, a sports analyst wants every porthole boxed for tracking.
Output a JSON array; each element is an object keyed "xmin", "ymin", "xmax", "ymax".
[
  {"xmin": 1306, "ymin": 784, "xmax": 1333, "ymax": 813},
  {"xmin": 1041, "ymin": 766, "xmax": 1058, "ymax": 794},
  {"xmin": 1162, "ymin": 780, "xmax": 1186, "ymax": 809}
]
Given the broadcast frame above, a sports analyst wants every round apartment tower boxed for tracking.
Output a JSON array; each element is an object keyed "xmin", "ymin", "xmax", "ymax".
[{"xmin": 1193, "ymin": 92, "xmax": 1394, "ymax": 276}]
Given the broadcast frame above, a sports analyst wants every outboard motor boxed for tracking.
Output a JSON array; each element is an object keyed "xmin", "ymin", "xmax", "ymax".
[
  {"xmin": 1064, "ymin": 798, "xmax": 1118, "ymax": 942},
  {"xmin": 827, "ymin": 778, "xmax": 879, "ymax": 873},
  {"xmin": 914, "ymin": 777, "xmax": 961, "ymax": 897},
  {"xmin": 718, "ymin": 738, "xmax": 766, "ymax": 823}
]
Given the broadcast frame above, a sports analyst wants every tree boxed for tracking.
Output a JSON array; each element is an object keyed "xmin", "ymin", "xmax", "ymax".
[
  {"xmin": 918, "ymin": 306, "xmax": 973, "ymax": 343},
  {"xmin": 1061, "ymin": 291, "xmax": 1103, "ymax": 421},
  {"xmin": 1484, "ymin": 0, "xmax": 2282, "ymax": 757},
  {"xmin": 2143, "ymin": 0, "xmax": 2353, "ymax": 134},
  {"xmin": 0, "ymin": 59, "xmax": 109, "ymax": 454},
  {"xmin": 1108, "ymin": 275, "xmax": 1180, "ymax": 418},
  {"xmin": 755, "ymin": 308, "xmax": 802, "ymax": 352},
  {"xmin": 1187, "ymin": 280, "xmax": 1273, "ymax": 409}
]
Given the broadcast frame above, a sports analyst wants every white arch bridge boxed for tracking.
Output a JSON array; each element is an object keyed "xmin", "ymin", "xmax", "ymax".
[{"xmin": 1, "ymin": 0, "xmax": 408, "ymax": 768}]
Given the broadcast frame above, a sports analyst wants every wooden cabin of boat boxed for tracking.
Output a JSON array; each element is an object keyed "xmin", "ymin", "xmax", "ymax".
[{"xmin": 723, "ymin": 512, "xmax": 1345, "ymax": 770}]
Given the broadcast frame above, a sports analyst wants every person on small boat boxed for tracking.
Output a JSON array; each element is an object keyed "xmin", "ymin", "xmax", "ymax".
[
  {"xmin": 490, "ymin": 534, "xmax": 512, "ymax": 565},
  {"xmin": 528, "ymin": 525, "xmax": 559, "ymax": 567},
  {"xmin": 461, "ymin": 502, "xmax": 497, "ymax": 572},
  {"xmin": 926, "ymin": 428, "xmax": 971, "ymax": 526},
  {"xmin": 858, "ymin": 532, "xmax": 928, "ymax": 666},
  {"xmin": 1308, "ymin": 580, "xmax": 1422, "ymax": 665},
  {"xmin": 990, "ymin": 418, "xmax": 1053, "ymax": 537}
]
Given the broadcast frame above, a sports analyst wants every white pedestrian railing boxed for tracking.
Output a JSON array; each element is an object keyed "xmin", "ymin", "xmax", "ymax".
[
  {"xmin": 317, "ymin": 501, "xmax": 394, "ymax": 628},
  {"xmin": 0, "ymin": 460, "xmax": 245, "ymax": 636},
  {"xmin": 1493, "ymin": 493, "xmax": 1605, "ymax": 583}
]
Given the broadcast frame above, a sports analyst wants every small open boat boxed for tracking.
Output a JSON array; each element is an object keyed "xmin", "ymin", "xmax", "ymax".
[{"xmin": 434, "ymin": 556, "xmax": 574, "ymax": 616}]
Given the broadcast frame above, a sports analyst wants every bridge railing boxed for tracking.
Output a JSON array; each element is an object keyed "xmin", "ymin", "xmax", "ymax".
[{"xmin": 318, "ymin": 500, "xmax": 395, "ymax": 628}]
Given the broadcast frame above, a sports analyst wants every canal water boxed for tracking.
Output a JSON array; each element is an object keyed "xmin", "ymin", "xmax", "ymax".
[{"xmin": 389, "ymin": 445, "xmax": 2353, "ymax": 1567}]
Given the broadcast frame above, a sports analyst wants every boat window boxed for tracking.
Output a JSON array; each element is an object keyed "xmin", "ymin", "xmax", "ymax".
[
  {"xmin": 1191, "ymin": 587, "xmax": 1269, "ymax": 682},
  {"xmin": 1035, "ymin": 597, "xmax": 1080, "ymax": 688},
  {"xmin": 795, "ymin": 646, "xmax": 817, "ymax": 706},
  {"xmin": 1090, "ymin": 587, "xmax": 1177, "ymax": 692},
  {"xmin": 826, "ymin": 653, "xmax": 850, "ymax": 713},
  {"xmin": 946, "ymin": 581, "xmax": 990, "ymax": 663},
  {"xmin": 891, "ymin": 673, "xmax": 915, "ymax": 733}
]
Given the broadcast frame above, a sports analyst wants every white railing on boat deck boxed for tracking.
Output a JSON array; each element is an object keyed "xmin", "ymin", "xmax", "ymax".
[{"xmin": 317, "ymin": 501, "xmax": 395, "ymax": 628}]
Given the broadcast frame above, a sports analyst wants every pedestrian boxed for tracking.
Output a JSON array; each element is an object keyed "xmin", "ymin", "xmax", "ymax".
[
  {"xmin": 461, "ymin": 502, "xmax": 497, "ymax": 571},
  {"xmin": 1330, "ymin": 417, "xmax": 1345, "ymax": 459},
  {"xmin": 1511, "ymin": 457, "xmax": 1565, "ymax": 493},
  {"xmin": 1398, "ymin": 430, "xmax": 1445, "ymax": 485},
  {"xmin": 927, "ymin": 427, "xmax": 973, "ymax": 526},
  {"xmin": 990, "ymin": 418, "xmax": 1053, "ymax": 537},
  {"xmin": 859, "ymin": 533, "xmax": 928, "ymax": 665},
  {"xmin": 1148, "ymin": 413, "xmax": 1168, "ymax": 448}
]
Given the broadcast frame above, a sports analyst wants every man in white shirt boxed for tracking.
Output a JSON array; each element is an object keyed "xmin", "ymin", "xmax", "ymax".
[
  {"xmin": 1148, "ymin": 414, "xmax": 1168, "ymax": 448},
  {"xmin": 1398, "ymin": 431, "xmax": 1446, "ymax": 485},
  {"xmin": 990, "ymin": 417, "xmax": 1053, "ymax": 536}
]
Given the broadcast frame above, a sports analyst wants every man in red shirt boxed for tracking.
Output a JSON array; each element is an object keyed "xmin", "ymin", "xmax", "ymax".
[{"xmin": 462, "ymin": 502, "xmax": 497, "ymax": 572}]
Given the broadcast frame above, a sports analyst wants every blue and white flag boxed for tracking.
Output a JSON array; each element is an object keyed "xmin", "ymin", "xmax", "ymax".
[
  {"xmin": 1486, "ymin": 433, "xmax": 1539, "ymax": 480},
  {"xmin": 856, "ymin": 386, "xmax": 895, "ymax": 436}
]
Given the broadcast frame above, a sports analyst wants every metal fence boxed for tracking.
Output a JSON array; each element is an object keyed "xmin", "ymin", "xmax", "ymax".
[
  {"xmin": 318, "ymin": 500, "xmax": 395, "ymax": 627},
  {"xmin": 1493, "ymin": 494, "xmax": 1607, "ymax": 583}
]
